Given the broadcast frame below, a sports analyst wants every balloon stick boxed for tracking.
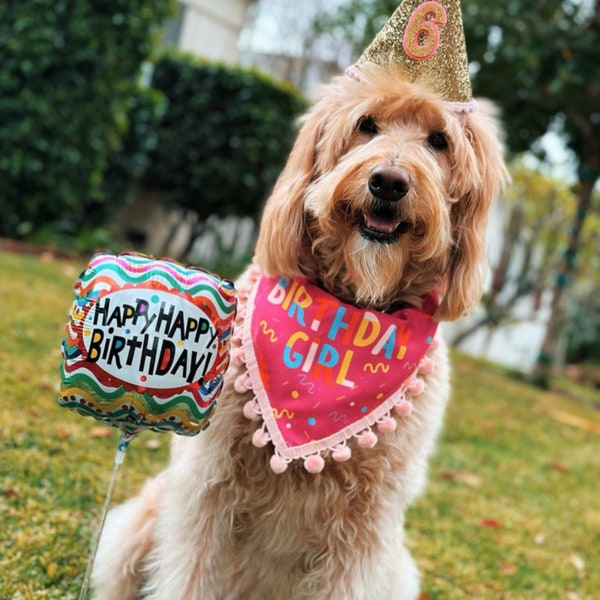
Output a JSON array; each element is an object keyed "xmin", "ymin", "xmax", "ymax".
[{"xmin": 77, "ymin": 431, "xmax": 134, "ymax": 600}]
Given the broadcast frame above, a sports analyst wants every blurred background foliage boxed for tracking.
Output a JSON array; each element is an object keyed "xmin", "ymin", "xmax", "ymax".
[
  {"xmin": 134, "ymin": 53, "xmax": 306, "ymax": 221},
  {"xmin": 0, "ymin": 0, "xmax": 174, "ymax": 247},
  {"xmin": 0, "ymin": 0, "xmax": 306, "ymax": 253}
]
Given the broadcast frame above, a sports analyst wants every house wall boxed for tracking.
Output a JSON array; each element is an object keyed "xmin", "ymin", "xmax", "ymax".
[
  {"xmin": 443, "ymin": 297, "xmax": 551, "ymax": 373},
  {"xmin": 177, "ymin": 0, "xmax": 254, "ymax": 64}
]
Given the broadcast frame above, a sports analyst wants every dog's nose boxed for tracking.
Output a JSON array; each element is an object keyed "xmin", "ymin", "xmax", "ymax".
[{"xmin": 368, "ymin": 166, "xmax": 411, "ymax": 202}]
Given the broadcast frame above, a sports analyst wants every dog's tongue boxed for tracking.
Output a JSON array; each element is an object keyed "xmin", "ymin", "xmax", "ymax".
[{"xmin": 365, "ymin": 212, "xmax": 399, "ymax": 233}]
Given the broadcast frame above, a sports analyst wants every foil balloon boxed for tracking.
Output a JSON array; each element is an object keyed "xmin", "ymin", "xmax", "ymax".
[{"xmin": 59, "ymin": 252, "xmax": 237, "ymax": 439}]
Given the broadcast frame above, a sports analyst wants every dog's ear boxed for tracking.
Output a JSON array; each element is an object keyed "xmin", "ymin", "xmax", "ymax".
[
  {"xmin": 253, "ymin": 103, "xmax": 326, "ymax": 278},
  {"xmin": 437, "ymin": 106, "xmax": 509, "ymax": 321}
]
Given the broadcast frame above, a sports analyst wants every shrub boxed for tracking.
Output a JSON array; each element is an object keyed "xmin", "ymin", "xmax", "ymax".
[
  {"xmin": 137, "ymin": 52, "xmax": 307, "ymax": 220},
  {"xmin": 0, "ymin": 0, "xmax": 173, "ymax": 245}
]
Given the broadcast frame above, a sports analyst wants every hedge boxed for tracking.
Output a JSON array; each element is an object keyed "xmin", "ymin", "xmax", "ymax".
[
  {"xmin": 135, "ymin": 52, "xmax": 308, "ymax": 220},
  {"xmin": 0, "ymin": 0, "xmax": 173, "ymax": 244}
]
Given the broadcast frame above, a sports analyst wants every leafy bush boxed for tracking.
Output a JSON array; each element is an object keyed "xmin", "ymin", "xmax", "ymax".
[
  {"xmin": 103, "ymin": 87, "xmax": 168, "ymax": 209},
  {"xmin": 0, "ymin": 0, "xmax": 173, "ymax": 245},
  {"xmin": 137, "ymin": 52, "xmax": 307, "ymax": 220}
]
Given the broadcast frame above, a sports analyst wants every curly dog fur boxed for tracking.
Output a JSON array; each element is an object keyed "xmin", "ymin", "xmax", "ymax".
[{"xmin": 92, "ymin": 65, "xmax": 507, "ymax": 600}]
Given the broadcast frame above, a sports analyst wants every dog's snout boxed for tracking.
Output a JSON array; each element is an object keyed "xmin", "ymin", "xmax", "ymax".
[{"xmin": 368, "ymin": 166, "xmax": 411, "ymax": 202}]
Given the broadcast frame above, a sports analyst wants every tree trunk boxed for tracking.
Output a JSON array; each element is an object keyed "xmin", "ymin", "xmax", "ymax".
[{"xmin": 530, "ymin": 169, "xmax": 598, "ymax": 387}]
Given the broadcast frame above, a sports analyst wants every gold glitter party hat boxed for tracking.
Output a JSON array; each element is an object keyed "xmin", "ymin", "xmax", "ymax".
[{"xmin": 349, "ymin": 0, "xmax": 475, "ymax": 112}]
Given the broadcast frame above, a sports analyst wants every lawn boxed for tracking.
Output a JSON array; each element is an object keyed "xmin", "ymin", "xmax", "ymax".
[{"xmin": 0, "ymin": 247, "xmax": 598, "ymax": 599}]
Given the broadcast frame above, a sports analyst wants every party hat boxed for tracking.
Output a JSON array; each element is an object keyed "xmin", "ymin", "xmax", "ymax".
[{"xmin": 348, "ymin": 0, "xmax": 475, "ymax": 113}]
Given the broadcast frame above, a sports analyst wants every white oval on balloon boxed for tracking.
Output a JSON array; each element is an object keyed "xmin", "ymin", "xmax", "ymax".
[{"xmin": 81, "ymin": 288, "xmax": 218, "ymax": 390}]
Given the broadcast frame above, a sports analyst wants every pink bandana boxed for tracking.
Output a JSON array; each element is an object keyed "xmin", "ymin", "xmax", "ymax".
[{"xmin": 236, "ymin": 275, "xmax": 438, "ymax": 473}]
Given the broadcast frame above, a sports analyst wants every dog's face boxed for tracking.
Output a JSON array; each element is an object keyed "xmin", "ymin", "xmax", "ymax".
[{"xmin": 255, "ymin": 65, "xmax": 508, "ymax": 320}]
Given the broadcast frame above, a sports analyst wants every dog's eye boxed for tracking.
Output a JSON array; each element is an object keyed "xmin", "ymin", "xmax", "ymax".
[
  {"xmin": 357, "ymin": 115, "xmax": 378, "ymax": 136},
  {"xmin": 427, "ymin": 132, "xmax": 448, "ymax": 150}
]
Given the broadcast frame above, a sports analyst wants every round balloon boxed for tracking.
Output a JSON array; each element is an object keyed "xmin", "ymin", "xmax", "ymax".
[{"xmin": 59, "ymin": 252, "xmax": 237, "ymax": 438}]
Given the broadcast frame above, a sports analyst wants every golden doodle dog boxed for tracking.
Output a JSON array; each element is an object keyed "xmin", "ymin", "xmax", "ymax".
[{"xmin": 92, "ymin": 2, "xmax": 507, "ymax": 598}]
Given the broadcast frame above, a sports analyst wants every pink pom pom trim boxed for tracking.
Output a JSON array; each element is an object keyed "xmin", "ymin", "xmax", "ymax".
[
  {"xmin": 234, "ymin": 372, "xmax": 253, "ymax": 394},
  {"xmin": 394, "ymin": 400, "xmax": 413, "ymax": 417},
  {"xmin": 406, "ymin": 378, "xmax": 425, "ymax": 396},
  {"xmin": 252, "ymin": 428, "xmax": 270, "ymax": 448},
  {"xmin": 377, "ymin": 417, "xmax": 397, "ymax": 433},
  {"xmin": 304, "ymin": 454, "xmax": 325, "ymax": 473},
  {"xmin": 236, "ymin": 284, "xmax": 251, "ymax": 301},
  {"xmin": 236, "ymin": 304, "xmax": 247, "ymax": 322},
  {"xmin": 243, "ymin": 400, "xmax": 261, "ymax": 421},
  {"xmin": 331, "ymin": 444, "xmax": 352, "ymax": 462},
  {"xmin": 270, "ymin": 455, "xmax": 289, "ymax": 474},
  {"xmin": 418, "ymin": 356, "xmax": 434, "ymax": 375},
  {"xmin": 357, "ymin": 430, "xmax": 378, "ymax": 449},
  {"xmin": 230, "ymin": 347, "xmax": 246, "ymax": 368}
]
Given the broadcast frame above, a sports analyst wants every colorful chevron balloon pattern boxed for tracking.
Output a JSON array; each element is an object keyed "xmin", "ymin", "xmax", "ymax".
[{"xmin": 59, "ymin": 252, "xmax": 237, "ymax": 437}]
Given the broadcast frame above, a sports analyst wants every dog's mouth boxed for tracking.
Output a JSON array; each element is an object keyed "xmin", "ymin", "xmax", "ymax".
[{"xmin": 358, "ymin": 204, "xmax": 411, "ymax": 244}]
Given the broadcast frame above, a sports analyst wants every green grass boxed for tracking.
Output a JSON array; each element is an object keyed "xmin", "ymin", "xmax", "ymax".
[
  {"xmin": 0, "ymin": 250, "xmax": 169, "ymax": 599},
  {"xmin": 1, "ymin": 248, "xmax": 599, "ymax": 599},
  {"xmin": 407, "ymin": 357, "xmax": 600, "ymax": 598}
]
